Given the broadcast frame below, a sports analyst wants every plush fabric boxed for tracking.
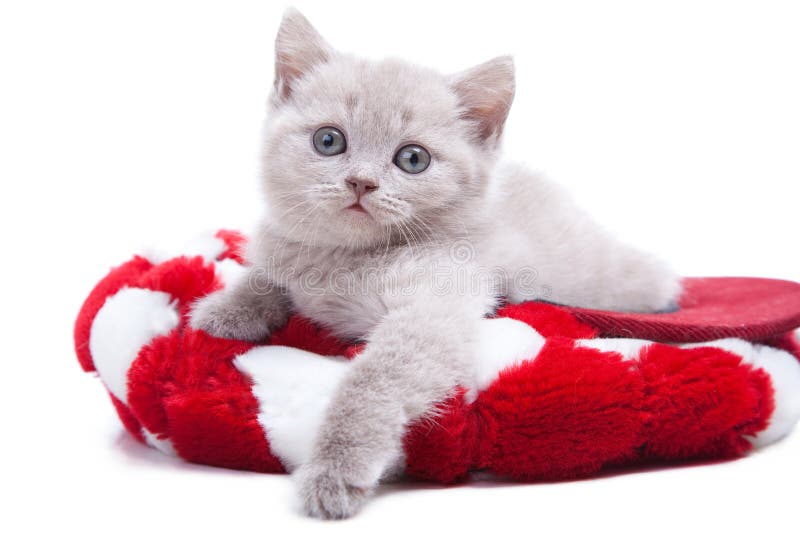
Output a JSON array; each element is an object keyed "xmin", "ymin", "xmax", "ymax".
[{"xmin": 74, "ymin": 230, "xmax": 800, "ymax": 482}]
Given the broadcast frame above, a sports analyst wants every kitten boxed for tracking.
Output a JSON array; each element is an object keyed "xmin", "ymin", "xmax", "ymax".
[{"xmin": 190, "ymin": 8, "xmax": 680, "ymax": 519}]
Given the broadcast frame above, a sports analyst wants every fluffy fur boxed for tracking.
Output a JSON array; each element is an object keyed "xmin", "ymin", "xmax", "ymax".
[{"xmin": 190, "ymin": 8, "xmax": 681, "ymax": 519}]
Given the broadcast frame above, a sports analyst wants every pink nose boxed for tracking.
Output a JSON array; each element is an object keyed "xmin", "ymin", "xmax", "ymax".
[{"xmin": 346, "ymin": 177, "xmax": 379, "ymax": 198}]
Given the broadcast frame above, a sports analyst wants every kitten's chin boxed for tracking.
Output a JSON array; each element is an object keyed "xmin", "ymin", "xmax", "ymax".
[{"xmin": 296, "ymin": 207, "xmax": 383, "ymax": 249}]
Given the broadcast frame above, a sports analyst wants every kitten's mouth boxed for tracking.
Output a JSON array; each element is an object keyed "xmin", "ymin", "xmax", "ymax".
[{"xmin": 345, "ymin": 203, "xmax": 371, "ymax": 216}]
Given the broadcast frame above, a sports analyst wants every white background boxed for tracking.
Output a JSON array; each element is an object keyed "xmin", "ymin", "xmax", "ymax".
[{"xmin": 2, "ymin": 0, "xmax": 799, "ymax": 532}]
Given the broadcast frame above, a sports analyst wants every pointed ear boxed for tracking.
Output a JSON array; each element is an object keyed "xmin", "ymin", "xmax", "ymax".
[
  {"xmin": 449, "ymin": 56, "xmax": 516, "ymax": 144},
  {"xmin": 273, "ymin": 9, "xmax": 334, "ymax": 101}
]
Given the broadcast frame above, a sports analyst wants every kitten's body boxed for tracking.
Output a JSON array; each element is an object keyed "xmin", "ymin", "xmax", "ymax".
[
  {"xmin": 481, "ymin": 162, "xmax": 678, "ymax": 310},
  {"xmin": 243, "ymin": 162, "xmax": 676, "ymax": 342},
  {"xmin": 190, "ymin": 9, "xmax": 680, "ymax": 519}
]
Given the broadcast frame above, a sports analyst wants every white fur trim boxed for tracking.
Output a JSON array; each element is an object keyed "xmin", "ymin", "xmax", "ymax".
[
  {"xmin": 213, "ymin": 258, "xmax": 248, "ymax": 288},
  {"xmin": 90, "ymin": 288, "xmax": 180, "ymax": 403},
  {"xmin": 682, "ymin": 338, "xmax": 800, "ymax": 447},
  {"xmin": 236, "ymin": 319, "xmax": 545, "ymax": 466},
  {"xmin": 142, "ymin": 429, "xmax": 177, "ymax": 456},
  {"xmin": 747, "ymin": 345, "xmax": 800, "ymax": 447},
  {"xmin": 141, "ymin": 232, "xmax": 226, "ymax": 265},
  {"xmin": 575, "ymin": 338, "xmax": 652, "ymax": 360},
  {"xmin": 234, "ymin": 346, "xmax": 350, "ymax": 471},
  {"xmin": 682, "ymin": 338, "xmax": 758, "ymax": 365},
  {"xmin": 466, "ymin": 318, "xmax": 546, "ymax": 403}
]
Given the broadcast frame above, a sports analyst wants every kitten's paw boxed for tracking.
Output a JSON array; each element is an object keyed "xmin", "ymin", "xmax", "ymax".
[
  {"xmin": 615, "ymin": 257, "xmax": 684, "ymax": 313},
  {"xmin": 294, "ymin": 463, "xmax": 372, "ymax": 520},
  {"xmin": 641, "ymin": 268, "xmax": 684, "ymax": 313},
  {"xmin": 189, "ymin": 292, "xmax": 272, "ymax": 342}
]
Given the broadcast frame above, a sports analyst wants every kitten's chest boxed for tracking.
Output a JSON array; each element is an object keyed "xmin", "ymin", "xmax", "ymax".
[{"xmin": 268, "ymin": 243, "xmax": 403, "ymax": 339}]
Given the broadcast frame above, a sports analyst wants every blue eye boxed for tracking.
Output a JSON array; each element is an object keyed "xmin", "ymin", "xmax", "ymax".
[
  {"xmin": 394, "ymin": 144, "xmax": 431, "ymax": 174},
  {"xmin": 313, "ymin": 127, "xmax": 347, "ymax": 156}
]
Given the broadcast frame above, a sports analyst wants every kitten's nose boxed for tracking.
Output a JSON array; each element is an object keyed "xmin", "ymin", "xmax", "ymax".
[{"xmin": 346, "ymin": 177, "xmax": 379, "ymax": 198}]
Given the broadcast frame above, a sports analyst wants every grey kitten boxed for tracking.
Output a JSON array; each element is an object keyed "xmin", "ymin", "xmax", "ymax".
[{"xmin": 190, "ymin": 8, "xmax": 680, "ymax": 519}]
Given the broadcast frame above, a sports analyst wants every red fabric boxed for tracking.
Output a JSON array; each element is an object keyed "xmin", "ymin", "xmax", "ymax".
[
  {"xmin": 269, "ymin": 316, "xmax": 352, "ymax": 357},
  {"xmin": 109, "ymin": 393, "xmax": 145, "ymax": 444},
  {"xmin": 403, "ymin": 389, "xmax": 477, "ymax": 483},
  {"xmin": 73, "ymin": 256, "xmax": 153, "ymax": 372},
  {"xmin": 473, "ymin": 339, "xmax": 645, "ymax": 481},
  {"xmin": 402, "ymin": 339, "xmax": 775, "ymax": 482},
  {"xmin": 139, "ymin": 256, "xmax": 220, "ymax": 319},
  {"xmin": 162, "ymin": 330, "xmax": 284, "ymax": 473},
  {"xmin": 637, "ymin": 344, "xmax": 774, "ymax": 460},
  {"xmin": 74, "ymin": 233, "xmax": 799, "ymax": 482},
  {"xmin": 127, "ymin": 329, "xmax": 284, "ymax": 473},
  {"xmin": 215, "ymin": 229, "xmax": 247, "ymax": 264},
  {"xmin": 497, "ymin": 301, "xmax": 598, "ymax": 339},
  {"xmin": 569, "ymin": 277, "xmax": 800, "ymax": 343}
]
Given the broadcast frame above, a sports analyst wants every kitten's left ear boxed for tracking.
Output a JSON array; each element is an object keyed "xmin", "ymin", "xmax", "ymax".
[
  {"xmin": 449, "ymin": 56, "xmax": 516, "ymax": 145},
  {"xmin": 273, "ymin": 8, "xmax": 334, "ymax": 101}
]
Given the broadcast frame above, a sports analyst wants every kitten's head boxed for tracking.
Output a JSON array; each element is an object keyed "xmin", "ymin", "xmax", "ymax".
[{"xmin": 260, "ymin": 8, "xmax": 515, "ymax": 249}]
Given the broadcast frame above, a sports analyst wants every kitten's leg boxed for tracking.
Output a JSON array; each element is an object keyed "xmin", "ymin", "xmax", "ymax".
[
  {"xmin": 295, "ymin": 296, "xmax": 486, "ymax": 519},
  {"xmin": 189, "ymin": 267, "xmax": 291, "ymax": 341}
]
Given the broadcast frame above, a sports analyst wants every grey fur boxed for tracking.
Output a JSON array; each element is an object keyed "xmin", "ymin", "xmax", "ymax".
[
  {"xmin": 190, "ymin": 274, "xmax": 291, "ymax": 342},
  {"xmin": 189, "ymin": 8, "xmax": 682, "ymax": 518}
]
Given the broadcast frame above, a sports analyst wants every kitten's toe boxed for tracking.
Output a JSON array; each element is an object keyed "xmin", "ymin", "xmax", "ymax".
[
  {"xmin": 189, "ymin": 293, "xmax": 272, "ymax": 342},
  {"xmin": 295, "ymin": 464, "xmax": 371, "ymax": 520}
]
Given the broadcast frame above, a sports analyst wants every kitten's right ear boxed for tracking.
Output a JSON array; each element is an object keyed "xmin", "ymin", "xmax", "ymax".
[
  {"xmin": 273, "ymin": 8, "xmax": 334, "ymax": 101},
  {"xmin": 449, "ymin": 56, "xmax": 516, "ymax": 146}
]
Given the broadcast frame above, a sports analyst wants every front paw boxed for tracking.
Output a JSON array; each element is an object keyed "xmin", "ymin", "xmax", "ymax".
[
  {"xmin": 294, "ymin": 463, "xmax": 372, "ymax": 520},
  {"xmin": 189, "ymin": 292, "xmax": 272, "ymax": 342}
]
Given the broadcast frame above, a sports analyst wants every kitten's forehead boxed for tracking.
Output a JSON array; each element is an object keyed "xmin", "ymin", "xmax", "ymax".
[{"xmin": 292, "ymin": 56, "xmax": 459, "ymax": 144}]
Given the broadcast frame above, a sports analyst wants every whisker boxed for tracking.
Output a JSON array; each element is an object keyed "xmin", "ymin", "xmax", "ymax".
[{"xmin": 291, "ymin": 202, "xmax": 324, "ymax": 272}]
